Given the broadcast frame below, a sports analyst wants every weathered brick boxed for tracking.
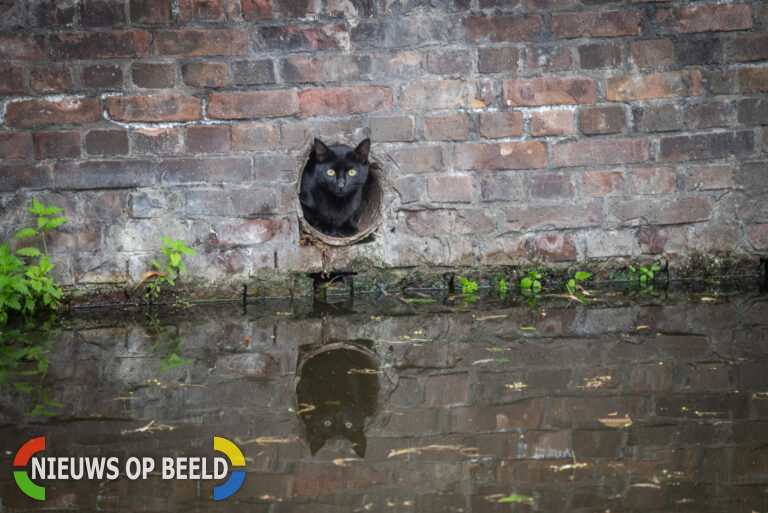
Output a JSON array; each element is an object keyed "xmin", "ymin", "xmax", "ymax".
[
  {"xmin": 581, "ymin": 105, "xmax": 626, "ymax": 135},
  {"xmin": 129, "ymin": 0, "xmax": 172, "ymax": 23},
  {"xmin": 530, "ymin": 173, "xmax": 574, "ymax": 199},
  {"xmin": 231, "ymin": 124, "xmax": 278, "ymax": 151},
  {"xmin": 231, "ymin": 60, "xmax": 275, "ymax": 86},
  {"xmin": 688, "ymin": 164, "xmax": 733, "ymax": 191},
  {"xmin": 389, "ymin": 146, "xmax": 443, "ymax": 174},
  {"xmin": 106, "ymin": 94, "xmax": 202, "ymax": 122},
  {"xmin": 0, "ymin": 165, "xmax": 49, "ymax": 192},
  {"xmin": 746, "ymin": 224, "xmax": 768, "ymax": 250},
  {"xmin": 33, "ymin": 131, "xmax": 80, "ymax": 159},
  {"xmin": 657, "ymin": 4, "xmax": 752, "ymax": 33},
  {"xmin": 187, "ymin": 188, "xmax": 284, "ymax": 217},
  {"xmin": 607, "ymin": 71, "xmax": 703, "ymax": 101},
  {"xmin": 81, "ymin": 0, "xmax": 125, "ymax": 26},
  {"xmin": 178, "ymin": 0, "xmax": 224, "ymax": 22},
  {"xmin": 208, "ymin": 90, "xmax": 299, "ymax": 119},
  {"xmin": 400, "ymin": 80, "xmax": 486, "ymax": 110},
  {"xmin": 0, "ymin": 66, "xmax": 24, "ymax": 93},
  {"xmin": 0, "ymin": 132, "xmax": 32, "ymax": 159},
  {"xmin": 660, "ymin": 131, "xmax": 754, "ymax": 162},
  {"xmin": 5, "ymin": 98, "xmax": 102, "ymax": 128},
  {"xmin": 50, "ymin": 31, "xmax": 149, "ymax": 59},
  {"xmin": 53, "ymin": 160, "xmax": 154, "ymax": 189},
  {"xmin": 159, "ymin": 157, "xmax": 251, "ymax": 184},
  {"xmin": 30, "ymin": 66, "xmax": 73, "ymax": 92},
  {"xmin": 427, "ymin": 175, "xmax": 472, "ymax": 203},
  {"xmin": 293, "ymin": 464, "xmax": 387, "ymax": 497},
  {"xmin": 738, "ymin": 67, "xmax": 768, "ymax": 93},
  {"xmin": 280, "ymin": 56, "xmax": 323, "ymax": 83},
  {"xmin": 300, "ymin": 86, "xmax": 393, "ymax": 116},
  {"xmin": 686, "ymin": 100, "xmax": 733, "ymax": 129},
  {"xmin": 370, "ymin": 116, "xmax": 414, "ymax": 142},
  {"xmin": 378, "ymin": 50, "xmax": 424, "ymax": 78},
  {"xmin": 554, "ymin": 138, "xmax": 648, "ymax": 167},
  {"xmin": 548, "ymin": 396, "xmax": 647, "ymax": 426},
  {"xmin": 612, "ymin": 196, "xmax": 712, "ymax": 226},
  {"xmin": 278, "ymin": 0, "xmax": 321, "ymax": 18},
  {"xmin": 427, "ymin": 49, "xmax": 472, "ymax": 75},
  {"xmin": 424, "ymin": 374, "xmax": 470, "ymax": 406},
  {"xmin": 676, "ymin": 38, "xmax": 723, "ymax": 66},
  {"xmin": 582, "ymin": 170, "xmax": 625, "ymax": 197},
  {"xmin": 526, "ymin": 44, "xmax": 571, "ymax": 72},
  {"xmin": 451, "ymin": 399, "xmax": 543, "ymax": 431},
  {"xmin": 478, "ymin": 112, "xmax": 523, "ymax": 139},
  {"xmin": 186, "ymin": 126, "xmax": 230, "ymax": 153},
  {"xmin": 131, "ymin": 128, "xmax": 180, "ymax": 155},
  {"xmin": 478, "ymin": 47, "xmax": 519, "ymax": 73},
  {"xmin": 737, "ymin": 99, "xmax": 768, "ymax": 126},
  {"xmin": 424, "ymin": 114, "xmax": 469, "ymax": 141},
  {"xmin": 241, "ymin": 0, "xmax": 272, "ymax": 19},
  {"xmin": 530, "ymin": 110, "xmax": 574, "ymax": 136},
  {"xmin": 81, "ymin": 64, "xmax": 123, "ymax": 88},
  {"xmin": 632, "ymin": 167, "xmax": 676, "ymax": 195},
  {"xmin": 479, "ymin": 173, "xmax": 523, "ymax": 202},
  {"xmin": 153, "ymin": 29, "xmax": 249, "ymax": 56},
  {"xmin": 629, "ymin": 39, "xmax": 674, "ymax": 68},
  {"xmin": 552, "ymin": 10, "xmax": 644, "ymax": 38},
  {"xmin": 737, "ymin": 161, "xmax": 768, "ymax": 189},
  {"xmin": 392, "ymin": 176, "xmax": 423, "ymax": 204},
  {"xmin": 533, "ymin": 235, "xmax": 576, "ymax": 261},
  {"xmin": 638, "ymin": 226, "xmax": 686, "ymax": 254},
  {"xmin": 209, "ymin": 218, "xmax": 292, "ymax": 246},
  {"xmin": 574, "ymin": 430, "xmax": 621, "ymax": 459},
  {"xmin": 181, "ymin": 62, "xmax": 228, "ymax": 87},
  {"xmin": 504, "ymin": 77, "xmax": 596, "ymax": 106},
  {"xmin": 506, "ymin": 202, "xmax": 602, "ymax": 231},
  {"xmin": 729, "ymin": 34, "xmax": 768, "ymax": 62},
  {"xmin": 454, "ymin": 142, "xmax": 547, "ymax": 170},
  {"xmin": 633, "ymin": 104, "xmax": 683, "ymax": 133},
  {"xmin": 279, "ymin": 119, "xmax": 364, "ymax": 150},
  {"xmin": 400, "ymin": 209, "xmax": 495, "ymax": 236},
  {"xmin": 132, "ymin": 63, "xmax": 174, "ymax": 88},
  {"xmin": 85, "ymin": 130, "xmax": 128, "ymax": 156},
  {"xmin": 254, "ymin": 24, "xmax": 342, "ymax": 51},
  {"xmin": 578, "ymin": 43, "xmax": 621, "ymax": 70},
  {"xmin": 464, "ymin": 14, "xmax": 541, "ymax": 43},
  {"xmin": 704, "ymin": 69, "xmax": 736, "ymax": 95},
  {"xmin": 0, "ymin": 35, "xmax": 45, "ymax": 60}
]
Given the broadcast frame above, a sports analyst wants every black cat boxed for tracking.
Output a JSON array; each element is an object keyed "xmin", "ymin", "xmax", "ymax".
[{"xmin": 299, "ymin": 138, "xmax": 370, "ymax": 237}]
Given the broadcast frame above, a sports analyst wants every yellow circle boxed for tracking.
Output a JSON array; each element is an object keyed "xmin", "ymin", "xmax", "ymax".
[
  {"xmin": 326, "ymin": 169, "xmax": 335, "ymax": 176},
  {"xmin": 348, "ymin": 169, "xmax": 357, "ymax": 176}
]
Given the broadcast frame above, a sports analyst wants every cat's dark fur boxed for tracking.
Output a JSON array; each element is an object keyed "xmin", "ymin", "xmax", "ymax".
[
  {"xmin": 296, "ymin": 348, "xmax": 378, "ymax": 457},
  {"xmin": 299, "ymin": 138, "xmax": 370, "ymax": 237}
]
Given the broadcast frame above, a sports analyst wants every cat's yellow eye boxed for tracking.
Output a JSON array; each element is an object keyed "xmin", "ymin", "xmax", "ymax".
[
  {"xmin": 326, "ymin": 169, "xmax": 335, "ymax": 176},
  {"xmin": 345, "ymin": 421, "xmax": 353, "ymax": 429},
  {"xmin": 324, "ymin": 420, "xmax": 332, "ymax": 427},
  {"xmin": 348, "ymin": 169, "xmax": 357, "ymax": 177}
]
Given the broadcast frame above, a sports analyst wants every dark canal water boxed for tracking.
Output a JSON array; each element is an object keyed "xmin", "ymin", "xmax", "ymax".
[{"xmin": 1, "ymin": 288, "xmax": 767, "ymax": 512}]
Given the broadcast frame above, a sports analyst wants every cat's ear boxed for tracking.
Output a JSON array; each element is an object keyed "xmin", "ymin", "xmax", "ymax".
[
  {"xmin": 354, "ymin": 138, "xmax": 370, "ymax": 162},
  {"xmin": 314, "ymin": 138, "xmax": 330, "ymax": 162}
]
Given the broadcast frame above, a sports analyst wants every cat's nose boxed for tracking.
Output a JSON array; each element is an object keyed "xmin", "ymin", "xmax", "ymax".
[{"xmin": 337, "ymin": 179, "xmax": 346, "ymax": 189}]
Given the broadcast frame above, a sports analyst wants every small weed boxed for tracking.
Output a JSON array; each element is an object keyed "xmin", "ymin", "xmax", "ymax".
[
  {"xmin": 630, "ymin": 265, "xmax": 660, "ymax": 286},
  {"xmin": 143, "ymin": 237, "xmax": 196, "ymax": 304},
  {"xmin": 566, "ymin": 271, "xmax": 591, "ymax": 303},
  {"xmin": 520, "ymin": 269, "xmax": 542, "ymax": 294},
  {"xmin": 458, "ymin": 277, "xmax": 478, "ymax": 294},
  {"xmin": 492, "ymin": 276, "xmax": 508, "ymax": 299}
]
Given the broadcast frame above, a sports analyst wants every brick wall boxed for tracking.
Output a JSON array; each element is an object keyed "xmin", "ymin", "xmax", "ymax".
[{"xmin": 0, "ymin": 0, "xmax": 767, "ymax": 295}]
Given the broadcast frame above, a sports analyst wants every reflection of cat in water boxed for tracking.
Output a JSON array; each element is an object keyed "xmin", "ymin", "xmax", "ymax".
[{"xmin": 297, "ymin": 347, "xmax": 378, "ymax": 457}]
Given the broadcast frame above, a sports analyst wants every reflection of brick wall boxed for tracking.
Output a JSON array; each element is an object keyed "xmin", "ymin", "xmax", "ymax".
[{"xmin": 0, "ymin": 0, "xmax": 767, "ymax": 291}]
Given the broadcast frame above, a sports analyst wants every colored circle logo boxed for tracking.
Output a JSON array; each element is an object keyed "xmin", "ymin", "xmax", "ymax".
[
  {"xmin": 213, "ymin": 437, "xmax": 245, "ymax": 500},
  {"xmin": 14, "ymin": 437, "xmax": 46, "ymax": 500}
]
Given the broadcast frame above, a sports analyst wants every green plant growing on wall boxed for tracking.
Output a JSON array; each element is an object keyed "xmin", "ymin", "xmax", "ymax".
[
  {"xmin": 142, "ymin": 237, "xmax": 196, "ymax": 304},
  {"xmin": 565, "ymin": 272, "xmax": 591, "ymax": 303},
  {"xmin": 630, "ymin": 265, "xmax": 660, "ymax": 286},
  {"xmin": 0, "ymin": 199, "xmax": 67, "ymax": 324},
  {"xmin": 493, "ymin": 276, "xmax": 508, "ymax": 299},
  {"xmin": 520, "ymin": 270, "xmax": 542, "ymax": 295},
  {"xmin": 457, "ymin": 276, "xmax": 478, "ymax": 305}
]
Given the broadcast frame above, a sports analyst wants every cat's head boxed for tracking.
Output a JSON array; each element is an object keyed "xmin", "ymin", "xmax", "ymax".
[
  {"xmin": 304, "ymin": 404, "xmax": 368, "ymax": 457},
  {"xmin": 312, "ymin": 138, "xmax": 370, "ymax": 197}
]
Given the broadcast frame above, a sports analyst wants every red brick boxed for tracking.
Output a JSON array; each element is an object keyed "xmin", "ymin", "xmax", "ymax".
[
  {"xmin": 506, "ymin": 202, "xmax": 602, "ymax": 231},
  {"xmin": 153, "ymin": 30, "xmax": 249, "ymax": 56},
  {"xmin": 0, "ymin": 132, "xmax": 32, "ymax": 159},
  {"xmin": 627, "ymin": 363, "xmax": 674, "ymax": 391},
  {"xmin": 530, "ymin": 110, "xmax": 574, "ymax": 136},
  {"xmin": 186, "ymin": 126, "xmax": 230, "ymax": 153},
  {"xmin": 479, "ymin": 173, "xmax": 523, "ymax": 202},
  {"xmin": 389, "ymin": 146, "xmax": 443, "ymax": 174},
  {"xmin": 478, "ymin": 112, "xmax": 523, "ymax": 139},
  {"xmin": 454, "ymin": 142, "xmax": 547, "ymax": 170},
  {"xmin": 293, "ymin": 463, "xmax": 388, "ymax": 497},
  {"xmin": 688, "ymin": 164, "xmax": 733, "ymax": 191},
  {"xmin": 208, "ymin": 90, "xmax": 299, "ymax": 119},
  {"xmin": 424, "ymin": 374, "xmax": 470, "ymax": 406},
  {"xmin": 85, "ymin": 130, "xmax": 128, "ymax": 156},
  {"xmin": 686, "ymin": 100, "xmax": 733, "ymax": 129},
  {"xmin": 629, "ymin": 39, "xmax": 675, "ymax": 68},
  {"xmin": 548, "ymin": 396, "xmax": 647, "ymax": 426},
  {"xmin": 521, "ymin": 430, "xmax": 570, "ymax": 459},
  {"xmin": 427, "ymin": 176, "xmax": 473, "ymax": 203},
  {"xmin": 278, "ymin": 0, "xmax": 322, "ymax": 17},
  {"xmin": 280, "ymin": 56, "xmax": 323, "ymax": 83},
  {"xmin": 612, "ymin": 196, "xmax": 712, "ymax": 226},
  {"xmin": 231, "ymin": 124, "xmax": 278, "ymax": 151},
  {"xmin": 209, "ymin": 218, "xmax": 292, "ymax": 246},
  {"xmin": 533, "ymin": 234, "xmax": 576, "ymax": 261},
  {"xmin": 554, "ymin": 138, "xmax": 648, "ymax": 167},
  {"xmin": 178, "ymin": 0, "xmax": 223, "ymax": 22},
  {"xmin": 730, "ymin": 34, "xmax": 768, "ymax": 62},
  {"xmin": 400, "ymin": 209, "xmax": 495, "ymax": 236},
  {"xmin": 552, "ymin": 10, "xmax": 645, "ymax": 38},
  {"xmin": 159, "ymin": 157, "xmax": 251, "ymax": 184},
  {"xmin": 181, "ymin": 62, "xmax": 228, "ymax": 87},
  {"xmin": 478, "ymin": 47, "xmax": 519, "ymax": 73},
  {"xmin": 580, "ymin": 105, "xmax": 626, "ymax": 135},
  {"xmin": 0, "ymin": 165, "xmax": 49, "ymax": 192},
  {"xmin": 631, "ymin": 167, "xmax": 676, "ymax": 195},
  {"xmin": 131, "ymin": 128, "xmax": 180, "ymax": 155},
  {"xmin": 582, "ymin": 170, "xmax": 625, "ymax": 197},
  {"xmin": 660, "ymin": 131, "xmax": 753, "ymax": 162},
  {"xmin": 81, "ymin": 64, "xmax": 123, "ymax": 88},
  {"xmin": 746, "ymin": 224, "xmax": 768, "ymax": 250},
  {"xmin": 578, "ymin": 43, "xmax": 621, "ymax": 70},
  {"xmin": 0, "ymin": 35, "xmax": 45, "ymax": 60},
  {"xmin": 526, "ymin": 44, "xmax": 571, "ymax": 72},
  {"xmin": 424, "ymin": 114, "xmax": 469, "ymax": 141},
  {"xmin": 464, "ymin": 14, "xmax": 542, "ymax": 43},
  {"xmin": 300, "ymin": 86, "xmax": 393, "ymax": 116},
  {"xmin": 129, "ymin": 0, "xmax": 172, "ymax": 23},
  {"xmin": 504, "ymin": 77, "xmax": 596, "ymax": 106},
  {"xmin": 607, "ymin": 71, "xmax": 702, "ymax": 101},
  {"xmin": 657, "ymin": 4, "xmax": 752, "ymax": 33},
  {"xmin": 106, "ymin": 94, "xmax": 202, "ymax": 122},
  {"xmin": 5, "ymin": 98, "xmax": 102, "ymax": 128},
  {"xmin": 370, "ymin": 116, "xmax": 414, "ymax": 142},
  {"xmin": 49, "ymin": 31, "xmax": 149, "ymax": 60},
  {"xmin": 131, "ymin": 63, "xmax": 175, "ymax": 89},
  {"xmin": 499, "ymin": 458, "xmax": 591, "ymax": 484},
  {"xmin": 451, "ymin": 399, "xmax": 544, "ymax": 431},
  {"xmin": 33, "ymin": 131, "xmax": 80, "ymax": 159},
  {"xmin": 427, "ymin": 49, "xmax": 472, "ymax": 75},
  {"xmin": 241, "ymin": 0, "xmax": 272, "ymax": 19},
  {"xmin": 254, "ymin": 24, "xmax": 343, "ymax": 51},
  {"xmin": 30, "ymin": 66, "xmax": 73, "ymax": 92},
  {"xmin": 530, "ymin": 173, "xmax": 574, "ymax": 199},
  {"xmin": 0, "ymin": 66, "xmax": 25, "ymax": 94},
  {"xmin": 400, "ymin": 80, "xmax": 480, "ymax": 110},
  {"xmin": 573, "ymin": 430, "xmax": 622, "ymax": 458},
  {"xmin": 738, "ymin": 67, "xmax": 768, "ymax": 93}
]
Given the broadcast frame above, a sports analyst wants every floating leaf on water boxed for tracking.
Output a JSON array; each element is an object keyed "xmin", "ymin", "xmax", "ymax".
[
  {"xmin": 475, "ymin": 314, "xmax": 508, "ymax": 321},
  {"xmin": 635, "ymin": 325, "xmax": 649, "ymax": 330},
  {"xmin": 505, "ymin": 382, "xmax": 528, "ymax": 391},
  {"xmin": 550, "ymin": 462, "xmax": 589, "ymax": 472},
  {"xmin": 472, "ymin": 359, "xmax": 494, "ymax": 365},
  {"xmin": 403, "ymin": 298, "xmax": 436, "ymax": 303},
  {"xmin": 520, "ymin": 326, "xmax": 536, "ymax": 331},
  {"xmin": 486, "ymin": 347, "xmax": 504, "ymax": 352},
  {"xmin": 598, "ymin": 414, "xmax": 633, "ymax": 428},
  {"xmin": 333, "ymin": 458, "xmax": 357, "ymax": 467},
  {"xmin": 497, "ymin": 493, "xmax": 534, "ymax": 505},
  {"xmin": 387, "ymin": 444, "xmax": 479, "ymax": 458},
  {"xmin": 631, "ymin": 483, "xmax": 662, "ymax": 489},
  {"xmin": 235, "ymin": 436, "xmax": 300, "ymax": 446},
  {"xmin": 348, "ymin": 368, "xmax": 381, "ymax": 375},
  {"xmin": 700, "ymin": 297, "xmax": 716, "ymax": 302}
]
